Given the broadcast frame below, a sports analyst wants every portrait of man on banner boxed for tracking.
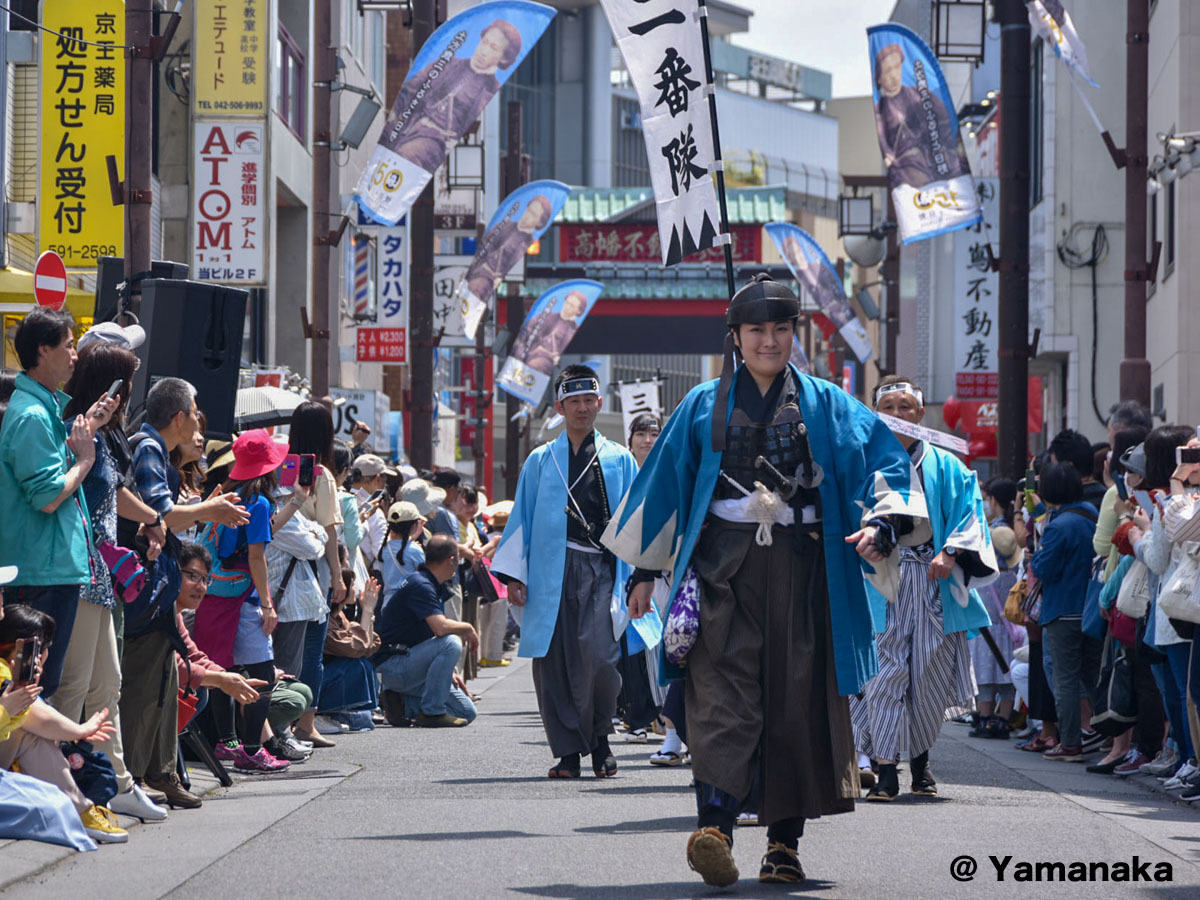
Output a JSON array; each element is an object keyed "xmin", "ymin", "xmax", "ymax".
[
  {"xmin": 780, "ymin": 234, "xmax": 852, "ymax": 330},
  {"xmin": 389, "ymin": 20, "xmax": 523, "ymax": 172},
  {"xmin": 511, "ymin": 288, "xmax": 591, "ymax": 377},
  {"xmin": 872, "ymin": 42, "xmax": 970, "ymax": 194}
]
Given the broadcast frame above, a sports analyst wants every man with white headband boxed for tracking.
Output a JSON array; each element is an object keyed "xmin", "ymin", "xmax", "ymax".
[
  {"xmin": 852, "ymin": 375, "xmax": 997, "ymax": 801},
  {"xmin": 491, "ymin": 364, "xmax": 655, "ymax": 780}
]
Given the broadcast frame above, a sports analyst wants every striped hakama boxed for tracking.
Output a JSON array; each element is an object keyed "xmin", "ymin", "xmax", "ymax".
[{"xmin": 852, "ymin": 544, "xmax": 977, "ymax": 762}]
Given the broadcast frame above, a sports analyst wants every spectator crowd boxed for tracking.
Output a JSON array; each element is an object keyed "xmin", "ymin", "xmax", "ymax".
[
  {"xmin": 5, "ymin": 305, "xmax": 1200, "ymax": 854},
  {"xmin": 0, "ymin": 309, "xmax": 512, "ymax": 848}
]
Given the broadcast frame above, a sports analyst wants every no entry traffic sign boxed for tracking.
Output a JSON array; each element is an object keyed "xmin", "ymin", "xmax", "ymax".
[{"xmin": 34, "ymin": 251, "xmax": 68, "ymax": 310}]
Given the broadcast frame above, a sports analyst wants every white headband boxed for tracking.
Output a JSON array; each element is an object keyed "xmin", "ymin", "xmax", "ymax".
[
  {"xmin": 557, "ymin": 376, "xmax": 600, "ymax": 402},
  {"xmin": 875, "ymin": 382, "xmax": 924, "ymax": 408}
]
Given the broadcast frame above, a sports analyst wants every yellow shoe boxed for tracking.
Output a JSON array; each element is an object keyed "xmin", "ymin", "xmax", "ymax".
[
  {"xmin": 81, "ymin": 805, "xmax": 129, "ymax": 844},
  {"xmin": 478, "ymin": 658, "xmax": 511, "ymax": 667}
]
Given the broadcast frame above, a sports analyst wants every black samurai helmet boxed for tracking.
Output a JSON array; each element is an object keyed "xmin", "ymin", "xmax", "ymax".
[{"xmin": 725, "ymin": 273, "xmax": 801, "ymax": 327}]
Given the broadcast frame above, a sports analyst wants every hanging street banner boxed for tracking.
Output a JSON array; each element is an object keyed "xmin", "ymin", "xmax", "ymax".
[
  {"xmin": 358, "ymin": 221, "xmax": 410, "ymax": 363},
  {"xmin": 617, "ymin": 379, "xmax": 663, "ymax": 443},
  {"xmin": 458, "ymin": 179, "xmax": 571, "ymax": 338},
  {"xmin": 954, "ymin": 177, "xmax": 999, "ymax": 400},
  {"xmin": 766, "ymin": 222, "xmax": 872, "ymax": 363},
  {"xmin": 790, "ymin": 336, "xmax": 812, "ymax": 375},
  {"xmin": 432, "ymin": 258, "xmax": 474, "ymax": 348},
  {"xmin": 355, "ymin": 0, "xmax": 556, "ymax": 226},
  {"xmin": 1027, "ymin": 1, "xmax": 1097, "ymax": 87},
  {"xmin": 598, "ymin": 0, "xmax": 722, "ymax": 265},
  {"xmin": 39, "ymin": 1, "xmax": 125, "ymax": 267},
  {"xmin": 194, "ymin": 0, "xmax": 268, "ymax": 114},
  {"xmin": 867, "ymin": 23, "xmax": 981, "ymax": 244},
  {"xmin": 496, "ymin": 279, "xmax": 604, "ymax": 406},
  {"xmin": 191, "ymin": 122, "xmax": 266, "ymax": 283}
]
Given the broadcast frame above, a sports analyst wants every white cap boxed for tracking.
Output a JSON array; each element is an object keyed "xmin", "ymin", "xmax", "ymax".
[{"xmin": 77, "ymin": 320, "xmax": 146, "ymax": 353}]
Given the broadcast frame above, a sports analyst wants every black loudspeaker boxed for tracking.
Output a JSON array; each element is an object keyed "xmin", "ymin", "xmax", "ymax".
[
  {"xmin": 131, "ymin": 279, "xmax": 247, "ymax": 439},
  {"xmin": 93, "ymin": 257, "xmax": 190, "ymax": 323}
]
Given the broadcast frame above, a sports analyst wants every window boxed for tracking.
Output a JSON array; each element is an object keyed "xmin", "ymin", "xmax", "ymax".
[
  {"xmin": 612, "ymin": 96, "xmax": 650, "ymax": 186},
  {"xmin": 498, "ymin": 19, "xmax": 558, "ymax": 181},
  {"xmin": 371, "ymin": 14, "xmax": 386, "ymax": 92},
  {"xmin": 1030, "ymin": 39, "xmax": 1044, "ymax": 208},
  {"xmin": 1165, "ymin": 179, "xmax": 1176, "ymax": 277},
  {"xmin": 277, "ymin": 24, "xmax": 306, "ymax": 140}
]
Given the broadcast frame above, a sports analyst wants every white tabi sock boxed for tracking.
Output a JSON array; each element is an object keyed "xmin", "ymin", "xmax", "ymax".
[{"xmin": 660, "ymin": 729, "xmax": 683, "ymax": 756}]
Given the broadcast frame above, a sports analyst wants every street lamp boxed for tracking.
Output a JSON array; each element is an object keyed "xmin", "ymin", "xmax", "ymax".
[
  {"xmin": 837, "ymin": 193, "xmax": 875, "ymax": 237},
  {"xmin": 931, "ymin": 0, "xmax": 988, "ymax": 63},
  {"xmin": 448, "ymin": 143, "xmax": 485, "ymax": 191}
]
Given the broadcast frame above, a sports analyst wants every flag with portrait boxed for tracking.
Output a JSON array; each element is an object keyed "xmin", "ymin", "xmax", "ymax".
[
  {"xmin": 867, "ymin": 23, "xmax": 981, "ymax": 243},
  {"xmin": 496, "ymin": 279, "xmax": 604, "ymax": 406},
  {"xmin": 766, "ymin": 222, "xmax": 872, "ymax": 363},
  {"xmin": 598, "ymin": 0, "xmax": 721, "ymax": 266},
  {"xmin": 355, "ymin": 1, "xmax": 556, "ymax": 226}
]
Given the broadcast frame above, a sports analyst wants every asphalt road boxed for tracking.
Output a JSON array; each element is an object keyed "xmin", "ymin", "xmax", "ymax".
[{"xmin": 4, "ymin": 657, "xmax": 1200, "ymax": 899}]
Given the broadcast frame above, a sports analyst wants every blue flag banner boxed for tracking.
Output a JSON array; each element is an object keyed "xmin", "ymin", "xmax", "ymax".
[
  {"xmin": 497, "ymin": 279, "xmax": 605, "ymax": 406},
  {"xmin": 765, "ymin": 222, "xmax": 873, "ymax": 363},
  {"xmin": 458, "ymin": 179, "xmax": 572, "ymax": 338},
  {"xmin": 355, "ymin": 1, "xmax": 555, "ymax": 226},
  {"xmin": 867, "ymin": 23, "xmax": 982, "ymax": 243},
  {"xmin": 791, "ymin": 336, "xmax": 812, "ymax": 375},
  {"xmin": 1027, "ymin": 1, "xmax": 1097, "ymax": 88}
]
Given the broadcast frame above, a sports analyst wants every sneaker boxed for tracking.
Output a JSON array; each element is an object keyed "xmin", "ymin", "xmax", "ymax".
[
  {"xmin": 736, "ymin": 811, "xmax": 758, "ymax": 826},
  {"xmin": 866, "ymin": 764, "xmax": 899, "ymax": 801},
  {"xmin": 968, "ymin": 716, "xmax": 994, "ymax": 738},
  {"xmin": 80, "ymin": 805, "xmax": 128, "ymax": 844},
  {"xmin": 107, "ymin": 782, "xmax": 169, "ymax": 822},
  {"xmin": 1080, "ymin": 730, "xmax": 1106, "ymax": 753},
  {"xmin": 313, "ymin": 715, "xmax": 350, "ymax": 735},
  {"xmin": 233, "ymin": 746, "xmax": 291, "ymax": 773},
  {"xmin": 213, "ymin": 739, "xmax": 241, "ymax": 762},
  {"xmin": 759, "ymin": 842, "xmax": 805, "ymax": 884},
  {"xmin": 1043, "ymin": 744, "xmax": 1084, "ymax": 762},
  {"xmin": 987, "ymin": 718, "xmax": 1011, "ymax": 740},
  {"xmin": 686, "ymin": 827, "xmax": 739, "ymax": 887},
  {"xmin": 415, "ymin": 711, "xmax": 468, "ymax": 727},
  {"xmin": 625, "ymin": 728, "xmax": 649, "ymax": 743},
  {"xmin": 1114, "ymin": 751, "xmax": 1154, "ymax": 776},
  {"xmin": 1162, "ymin": 760, "xmax": 1198, "ymax": 790},
  {"xmin": 1140, "ymin": 747, "xmax": 1180, "ymax": 777},
  {"xmin": 265, "ymin": 736, "xmax": 310, "ymax": 763},
  {"xmin": 1182, "ymin": 783, "xmax": 1200, "ymax": 802}
]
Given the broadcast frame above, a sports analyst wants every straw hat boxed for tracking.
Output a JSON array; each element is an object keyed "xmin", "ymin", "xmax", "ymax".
[
  {"xmin": 400, "ymin": 479, "xmax": 446, "ymax": 517},
  {"xmin": 990, "ymin": 525, "xmax": 1023, "ymax": 571},
  {"xmin": 483, "ymin": 500, "xmax": 513, "ymax": 530}
]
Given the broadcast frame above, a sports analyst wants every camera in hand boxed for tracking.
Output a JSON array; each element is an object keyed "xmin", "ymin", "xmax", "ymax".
[
  {"xmin": 16, "ymin": 636, "xmax": 41, "ymax": 685},
  {"xmin": 298, "ymin": 454, "xmax": 316, "ymax": 488}
]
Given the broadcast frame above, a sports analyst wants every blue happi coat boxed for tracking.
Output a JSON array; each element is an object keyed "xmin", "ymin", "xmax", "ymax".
[
  {"xmin": 601, "ymin": 365, "xmax": 930, "ymax": 696},
  {"xmin": 491, "ymin": 429, "xmax": 662, "ymax": 658},
  {"xmin": 865, "ymin": 441, "xmax": 997, "ymax": 636}
]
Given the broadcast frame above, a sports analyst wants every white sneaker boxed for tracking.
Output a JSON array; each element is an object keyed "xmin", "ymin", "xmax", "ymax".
[
  {"xmin": 107, "ymin": 783, "xmax": 169, "ymax": 822},
  {"xmin": 1162, "ymin": 760, "xmax": 1197, "ymax": 790},
  {"xmin": 313, "ymin": 715, "xmax": 350, "ymax": 735},
  {"xmin": 283, "ymin": 736, "xmax": 314, "ymax": 759}
]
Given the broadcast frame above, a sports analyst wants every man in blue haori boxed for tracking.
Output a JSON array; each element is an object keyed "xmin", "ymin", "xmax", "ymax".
[
  {"xmin": 606, "ymin": 274, "xmax": 929, "ymax": 888},
  {"xmin": 852, "ymin": 377, "xmax": 996, "ymax": 802},
  {"xmin": 491, "ymin": 365, "xmax": 660, "ymax": 780}
]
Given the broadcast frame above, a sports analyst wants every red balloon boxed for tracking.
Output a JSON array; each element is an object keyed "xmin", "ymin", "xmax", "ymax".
[{"xmin": 942, "ymin": 394, "xmax": 962, "ymax": 429}]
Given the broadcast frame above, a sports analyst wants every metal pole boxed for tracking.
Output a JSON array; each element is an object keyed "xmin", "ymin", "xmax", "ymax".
[
  {"xmin": 502, "ymin": 101, "xmax": 524, "ymax": 499},
  {"xmin": 124, "ymin": 1, "xmax": 154, "ymax": 316},
  {"xmin": 1120, "ymin": 0, "xmax": 1151, "ymax": 406},
  {"xmin": 473, "ymin": 324, "xmax": 487, "ymax": 486},
  {"xmin": 996, "ymin": 0, "xmax": 1032, "ymax": 478},
  {"xmin": 883, "ymin": 191, "xmax": 900, "ymax": 374},
  {"xmin": 408, "ymin": 0, "xmax": 438, "ymax": 469},
  {"xmin": 311, "ymin": 0, "xmax": 334, "ymax": 397},
  {"xmin": 696, "ymin": 0, "xmax": 736, "ymax": 299}
]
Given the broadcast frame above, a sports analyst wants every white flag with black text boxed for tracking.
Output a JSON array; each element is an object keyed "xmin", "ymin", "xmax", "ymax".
[{"xmin": 598, "ymin": 0, "xmax": 721, "ymax": 266}]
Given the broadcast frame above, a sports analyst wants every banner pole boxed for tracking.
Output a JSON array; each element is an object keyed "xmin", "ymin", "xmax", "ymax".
[{"xmin": 696, "ymin": 0, "xmax": 736, "ymax": 301}]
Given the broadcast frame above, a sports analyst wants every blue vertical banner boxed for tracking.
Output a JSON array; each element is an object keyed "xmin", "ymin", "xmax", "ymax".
[
  {"xmin": 458, "ymin": 179, "xmax": 571, "ymax": 338},
  {"xmin": 496, "ymin": 279, "xmax": 604, "ymax": 405},
  {"xmin": 766, "ymin": 222, "xmax": 873, "ymax": 363},
  {"xmin": 867, "ymin": 23, "xmax": 982, "ymax": 243},
  {"xmin": 355, "ymin": 1, "xmax": 556, "ymax": 226}
]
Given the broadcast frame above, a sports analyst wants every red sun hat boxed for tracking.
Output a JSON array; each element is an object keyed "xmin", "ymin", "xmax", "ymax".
[{"xmin": 229, "ymin": 429, "xmax": 290, "ymax": 481}]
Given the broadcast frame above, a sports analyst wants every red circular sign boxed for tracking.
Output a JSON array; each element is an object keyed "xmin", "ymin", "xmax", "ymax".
[{"xmin": 34, "ymin": 251, "xmax": 68, "ymax": 310}]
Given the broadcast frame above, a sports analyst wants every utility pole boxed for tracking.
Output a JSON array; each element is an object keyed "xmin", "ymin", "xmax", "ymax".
[
  {"xmin": 123, "ymin": 2, "xmax": 155, "ymax": 317},
  {"xmin": 882, "ymin": 192, "xmax": 899, "ymax": 374},
  {"xmin": 1120, "ymin": 0, "xmax": 1151, "ymax": 407},
  {"xmin": 311, "ymin": 0, "xmax": 335, "ymax": 397},
  {"xmin": 407, "ymin": 0, "xmax": 437, "ymax": 470},
  {"xmin": 502, "ymin": 101, "xmax": 524, "ymax": 499},
  {"xmin": 995, "ymin": 0, "xmax": 1032, "ymax": 478}
]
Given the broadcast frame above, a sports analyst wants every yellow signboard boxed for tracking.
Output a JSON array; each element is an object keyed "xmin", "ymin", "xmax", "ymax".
[
  {"xmin": 194, "ymin": 0, "xmax": 268, "ymax": 115},
  {"xmin": 39, "ymin": 0, "xmax": 126, "ymax": 269}
]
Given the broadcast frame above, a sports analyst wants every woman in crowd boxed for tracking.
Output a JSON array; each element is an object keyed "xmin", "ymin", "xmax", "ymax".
[
  {"xmin": 477, "ymin": 502, "xmax": 512, "ymax": 668},
  {"xmin": 1030, "ymin": 462, "xmax": 1102, "ymax": 761},
  {"xmin": 333, "ymin": 441, "xmax": 371, "ymax": 594},
  {"xmin": 318, "ymin": 571, "xmax": 382, "ymax": 729},
  {"xmin": 287, "ymin": 403, "xmax": 345, "ymax": 744},
  {"xmin": 192, "ymin": 430, "xmax": 293, "ymax": 773},
  {"xmin": 381, "ymin": 500, "xmax": 426, "ymax": 599},
  {"xmin": 56, "ymin": 343, "xmax": 168, "ymax": 822}
]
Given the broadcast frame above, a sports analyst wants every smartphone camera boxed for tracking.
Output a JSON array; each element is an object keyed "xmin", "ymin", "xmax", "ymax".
[{"xmin": 1176, "ymin": 446, "xmax": 1200, "ymax": 466}]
